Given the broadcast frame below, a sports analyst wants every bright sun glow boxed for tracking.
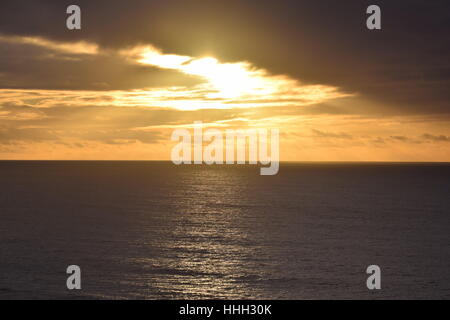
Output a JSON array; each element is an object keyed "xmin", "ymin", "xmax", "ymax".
[
  {"xmin": 119, "ymin": 45, "xmax": 349, "ymax": 110},
  {"xmin": 132, "ymin": 46, "xmax": 272, "ymax": 99},
  {"xmin": 179, "ymin": 57, "xmax": 269, "ymax": 99}
]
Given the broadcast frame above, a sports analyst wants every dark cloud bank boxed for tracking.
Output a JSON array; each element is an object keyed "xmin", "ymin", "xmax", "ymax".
[{"xmin": 0, "ymin": 0, "xmax": 449, "ymax": 117}]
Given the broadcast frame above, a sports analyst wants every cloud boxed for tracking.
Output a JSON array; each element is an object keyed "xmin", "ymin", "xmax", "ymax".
[
  {"xmin": 0, "ymin": 0, "xmax": 449, "ymax": 160},
  {"xmin": 0, "ymin": 35, "xmax": 201, "ymax": 90},
  {"xmin": 390, "ymin": 135, "xmax": 410, "ymax": 142},
  {"xmin": 387, "ymin": 134, "xmax": 450, "ymax": 144},
  {"xmin": 422, "ymin": 133, "xmax": 450, "ymax": 142},
  {"xmin": 311, "ymin": 129, "xmax": 353, "ymax": 140},
  {"xmin": 120, "ymin": 45, "xmax": 351, "ymax": 109},
  {"xmin": 0, "ymin": 34, "xmax": 99, "ymax": 55},
  {"xmin": 0, "ymin": 34, "xmax": 350, "ymax": 111},
  {"xmin": 0, "ymin": 93, "xmax": 264, "ymax": 146},
  {"xmin": 1, "ymin": 0, "xmax": 449, "ymax": 115}
]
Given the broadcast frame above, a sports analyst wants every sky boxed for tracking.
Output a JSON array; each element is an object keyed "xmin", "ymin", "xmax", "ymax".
[{"xmin": 0, "ymin": 0, "xmax": 449, "ymax": 161}]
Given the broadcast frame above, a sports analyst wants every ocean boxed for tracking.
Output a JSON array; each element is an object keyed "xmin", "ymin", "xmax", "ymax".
[{"xmin": 0, "ymin": 161, "xmax": 449, "ymax": 299}]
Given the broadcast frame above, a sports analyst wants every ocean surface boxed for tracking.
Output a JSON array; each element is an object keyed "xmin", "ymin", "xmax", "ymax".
[{"xmin": 0, "ymin": 161, "xmax": 449, "ymax": 300}]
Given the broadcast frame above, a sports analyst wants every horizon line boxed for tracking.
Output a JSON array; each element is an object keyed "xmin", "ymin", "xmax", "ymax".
[{"xmin": 0, "ymin": 160, "xmax": 449, "ymax": 164}]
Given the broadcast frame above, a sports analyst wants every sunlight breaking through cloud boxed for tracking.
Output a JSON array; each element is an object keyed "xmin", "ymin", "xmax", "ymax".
[
  {"xmin": 0, "ymin": 34, "xmax": 350, "ymax": 111},
  {"xmin": 120, "ymin": 45, "xmax": 350, "ymax": 110}
]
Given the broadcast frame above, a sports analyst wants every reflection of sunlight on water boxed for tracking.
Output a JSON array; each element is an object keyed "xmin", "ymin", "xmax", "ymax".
[
  {"xmin": 154, "ymin": 167, "xmax": 263, "ymax": 299},
  {"xmin": 3, "ymin": 163, "xmax": 449, "ymax": 299},
  {"xmin": 82, "ymin": 165, "xmax": 306, "ymax": 299}
]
